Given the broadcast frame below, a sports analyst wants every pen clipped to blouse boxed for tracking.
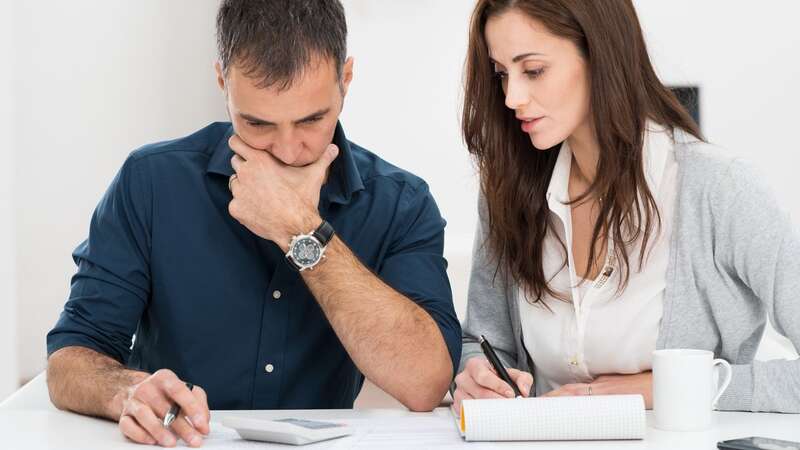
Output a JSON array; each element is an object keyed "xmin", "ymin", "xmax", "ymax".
[{"xmin": 480, "ymin": 335, "xmax": 524, "ymax": 398}]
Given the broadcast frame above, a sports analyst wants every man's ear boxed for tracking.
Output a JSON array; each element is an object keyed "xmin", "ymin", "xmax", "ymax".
[
  {"xmin": 340, "ymin": 57, "xmax": 354, "ymax": 97},
  {"xmin": 214, "ymin": 61, "xmax": 226, "ymax": 91}
]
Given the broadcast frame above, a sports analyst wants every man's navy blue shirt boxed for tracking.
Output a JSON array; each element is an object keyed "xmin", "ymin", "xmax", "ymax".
[{"xmin": 47, "ymin": 122, "xmax": 461, "ymax": 410}]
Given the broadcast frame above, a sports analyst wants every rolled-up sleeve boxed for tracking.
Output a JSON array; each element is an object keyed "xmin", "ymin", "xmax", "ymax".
[
  {"xmin": 47, "ymin": 154, "xmax": 152, "ymax": 364},
  {"xmin": 376, "ymin": 182, "xmax": 462, "ymax": 376}
]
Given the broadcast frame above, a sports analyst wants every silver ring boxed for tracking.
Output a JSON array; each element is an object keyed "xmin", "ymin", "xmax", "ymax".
[
  {"xmin": 587, "ymin": 384, "xmax": 593, "ymax": 396},
  {"xmin": 228, "ymin": 174, "xmax": 238, "ymax": 191}
]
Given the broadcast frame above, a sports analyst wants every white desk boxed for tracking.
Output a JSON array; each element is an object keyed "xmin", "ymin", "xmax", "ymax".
[
  {"xmin": 2, "ymin": 376, "xmax": 798, "ymax": 449},
  {"xmin": 2, "ymin": 407, "xmax": 799, "ymax": 450}
]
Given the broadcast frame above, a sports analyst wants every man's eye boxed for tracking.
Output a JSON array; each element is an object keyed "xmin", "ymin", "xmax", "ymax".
[
  {"xmin": 302, "ymin": 117, "xmax": 322, "ymax": 124},
  {"xmin": 247, "ymin": 121, "xmax": 265, "ymax": 128}
]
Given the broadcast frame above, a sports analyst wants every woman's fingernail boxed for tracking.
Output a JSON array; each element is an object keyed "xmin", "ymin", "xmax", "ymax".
[
  {"xmin": 190, "ymin": 435, "xmax": 203, "ymax": 447},
  {"xmin": 505, "ymin": 390, "xmax": 514, "ymax": 397}
]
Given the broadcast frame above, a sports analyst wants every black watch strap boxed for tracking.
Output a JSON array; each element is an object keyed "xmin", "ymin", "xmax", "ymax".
[{"xmin": 311, "ymin": 220, "xmax": 335, "ymax": 246}]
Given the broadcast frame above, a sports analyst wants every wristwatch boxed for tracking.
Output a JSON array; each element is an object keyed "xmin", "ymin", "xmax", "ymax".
[{"xmin": 285, "ymin": 220, "xmax": 336, "ymax": 271}]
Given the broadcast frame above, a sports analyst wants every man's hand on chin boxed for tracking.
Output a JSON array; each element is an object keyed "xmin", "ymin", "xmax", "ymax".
[{"xmin": 226, "ymin": 135, "xmax": 339, "ymax": 249}]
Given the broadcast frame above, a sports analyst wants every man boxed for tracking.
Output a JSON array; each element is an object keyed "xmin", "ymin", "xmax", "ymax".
[{"xmin": 45, "ymin": 0, "xmax": 461, "ymax": 447}]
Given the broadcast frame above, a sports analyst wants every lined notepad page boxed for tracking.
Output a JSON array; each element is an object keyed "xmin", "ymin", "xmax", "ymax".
[{"xmin": 461, "ymin": 395, "xmax": 645, "ymax": 441}]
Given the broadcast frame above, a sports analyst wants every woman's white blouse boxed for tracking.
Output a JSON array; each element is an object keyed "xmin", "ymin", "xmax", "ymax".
[{"xmin": 519, "ymin": 124, "xmax": 678, "ymax": 396}]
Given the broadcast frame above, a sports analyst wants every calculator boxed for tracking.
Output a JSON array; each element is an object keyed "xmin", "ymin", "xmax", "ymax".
[{"xmin": 221, "ymin": 416, "xmax": 354, "ymax": 446}]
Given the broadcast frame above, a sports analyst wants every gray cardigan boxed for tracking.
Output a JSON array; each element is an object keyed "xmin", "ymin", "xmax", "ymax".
[{"xmin": 460, "ymin": 134, "xmax": 800, "ymax": 413}]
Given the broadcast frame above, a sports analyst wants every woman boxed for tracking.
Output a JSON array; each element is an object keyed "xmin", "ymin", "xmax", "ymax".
[{"xmin": 453, "ymin": 0, "xmax": 800, "ymax": 413}]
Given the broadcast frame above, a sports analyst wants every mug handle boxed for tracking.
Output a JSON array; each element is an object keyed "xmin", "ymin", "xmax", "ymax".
[{"xmin": 711, "ymin": 359, "xmax": 732, "ymax": 409}]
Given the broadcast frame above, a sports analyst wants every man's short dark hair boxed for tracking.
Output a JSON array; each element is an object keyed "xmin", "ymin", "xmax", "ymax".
[{"xmin": 216, "ymin": 0, "xmax": 347, "ymax": 91}]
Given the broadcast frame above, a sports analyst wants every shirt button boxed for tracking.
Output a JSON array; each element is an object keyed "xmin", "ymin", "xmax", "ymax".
[
  {"xmin": 272, "ymin": 290, "xmax": 282, "ymax": 300},
  {"xmin": 265, "ymin": 364, "xmax": 274, "ymax": 373}
]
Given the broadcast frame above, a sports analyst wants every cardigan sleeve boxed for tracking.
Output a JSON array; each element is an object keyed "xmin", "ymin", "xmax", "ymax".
[
  {"xmin": 714, "ymin": 160, "xmax": 800, "ymax": 413},
  {"xmin": 460, "ymin": 192, "xmax": 519, "ymax": 372}
]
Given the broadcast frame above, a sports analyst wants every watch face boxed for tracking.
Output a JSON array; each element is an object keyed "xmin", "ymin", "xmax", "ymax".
[{"xmin": 292, "ymin": 236, "xmax": 322, "ymax": 266}]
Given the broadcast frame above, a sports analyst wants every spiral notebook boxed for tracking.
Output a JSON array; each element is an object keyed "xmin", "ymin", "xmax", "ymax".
[{"xmin": 458, "ymin": 395, "xmax": 646, "ymax": 441}]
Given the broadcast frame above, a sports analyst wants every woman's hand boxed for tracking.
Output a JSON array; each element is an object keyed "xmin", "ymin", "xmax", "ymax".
[
  {"xmin": 451, "ymin": 357, "xmax": 533, "ymax": 416},
  {"xmin": 542, "ymin": 371, "xmax": 653, "ymax": 409}
]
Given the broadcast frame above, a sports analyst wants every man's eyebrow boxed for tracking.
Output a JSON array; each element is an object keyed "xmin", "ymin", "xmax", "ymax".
[
  {"xmin": 239, "ymin": 113, "xmax": 274, "ymax": 125},
  {"xmin": 238, "ymin": 108, "xmax": 331, "ymax": 125},
  {"xmin": 295, "ymin": 108, "xmax": 330, "ymax": 123}
]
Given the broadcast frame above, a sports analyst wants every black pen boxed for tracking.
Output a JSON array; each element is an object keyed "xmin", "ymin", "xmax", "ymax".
[
  {"xmin": 479, "ymin": 335, "xmax": 523, "ymax": 398},
  {"xmin": 163, "ymin": 382, "xmax": 194, "ymax": 427}
]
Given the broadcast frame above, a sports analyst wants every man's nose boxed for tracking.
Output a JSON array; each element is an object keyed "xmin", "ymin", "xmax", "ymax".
[{"xmin": 270, "ymin": 130, "xmax": 300, "ymax": 165}]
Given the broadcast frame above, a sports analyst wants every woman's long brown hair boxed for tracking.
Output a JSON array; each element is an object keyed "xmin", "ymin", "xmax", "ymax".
[{"xmin": 463, "ymin": 0, "xmax": 702, "ymax": 304}]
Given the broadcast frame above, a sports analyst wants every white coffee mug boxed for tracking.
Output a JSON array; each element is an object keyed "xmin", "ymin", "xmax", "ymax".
[{"xmin": 652, "ymin": 349, "xmax": 732, "ymax": 431}]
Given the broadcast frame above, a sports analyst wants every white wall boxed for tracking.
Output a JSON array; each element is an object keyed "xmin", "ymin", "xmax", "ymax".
[
  {"xmin": 1, "ymin": 0, "xmax": 19, "ymax": 400},
  {"xmin": 8, "ymin": 0, "xmax": 799, "ymax": 385},
  {"xmin": 634, "ymin": 0, "xmax": 800, "ymax": 211}
]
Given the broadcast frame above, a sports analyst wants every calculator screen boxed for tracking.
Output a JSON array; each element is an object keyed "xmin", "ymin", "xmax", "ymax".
[{"xmin": 275, "ymin": 418, "xmax": 344, "ymax": 430}]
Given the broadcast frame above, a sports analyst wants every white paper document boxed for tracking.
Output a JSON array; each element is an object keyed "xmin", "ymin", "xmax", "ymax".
[
  {"xmin": 188, "ymin": 415, "xmax": 496, "ymax": 449},
  {"xmin": 340, "ymin": 416, "xmax": 488, "ymax": 449}
]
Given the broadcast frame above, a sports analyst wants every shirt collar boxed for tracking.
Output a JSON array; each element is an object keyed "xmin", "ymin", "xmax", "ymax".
[
  {"xmin": 546, "ymin": 120, "xmax": 673, "ymax": 212},
  {"xmin": 546, "ymin": 139, "xmax": 573, "ymax": 211},
  {"xmin": 206, "ymin": 121, "xmax": 365, "ymax": 205}
]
